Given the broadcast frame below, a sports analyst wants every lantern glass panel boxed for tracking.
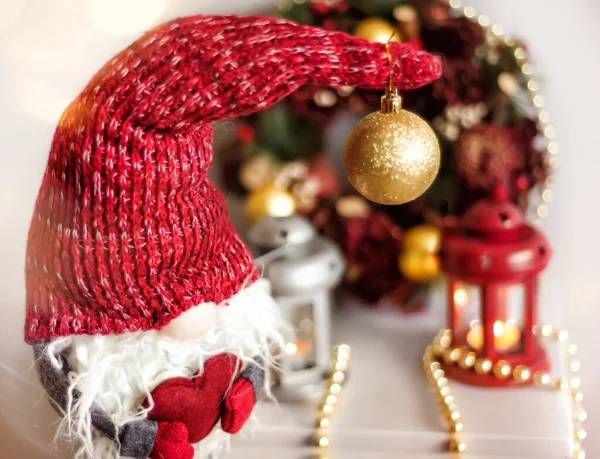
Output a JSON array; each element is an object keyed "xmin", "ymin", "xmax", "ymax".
[
  {"xmin": 493, "ymin": 283, "xmax": 525, "ymax": 354},
  {"xmin": 452, "ymin": 282, "xmax": 481, "ymax": 339},
  {"xmin": 284, "ymin": 302, "xmax": 316, "ymax": 371}
]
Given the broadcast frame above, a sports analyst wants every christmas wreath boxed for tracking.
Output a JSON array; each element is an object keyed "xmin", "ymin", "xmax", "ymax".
[{"xmin": 219, "ymin": 0, "xmax": 556, "ymax": 309}]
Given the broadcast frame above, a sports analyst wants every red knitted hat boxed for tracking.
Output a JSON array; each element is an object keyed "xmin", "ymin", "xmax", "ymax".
[{"xmin": 24, "ymin": 15, "xmax": 441, "ymax": 343}]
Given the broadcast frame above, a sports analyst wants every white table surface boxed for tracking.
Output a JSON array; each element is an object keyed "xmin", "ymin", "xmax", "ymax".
[{"xmin": 231, "ymin": 286, "xmax": 573, "ymax": 458}]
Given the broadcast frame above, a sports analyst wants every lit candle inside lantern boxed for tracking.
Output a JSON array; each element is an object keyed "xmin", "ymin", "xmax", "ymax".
[
  {"xmin": 453, "ymin": 287, "xmax": 468, "ymax": 307},
  {"xmin": 466, "ymin": 320, "xmax": 521, "ymax": 352},
  {"xmin": 284, "ymin": 339, "xmax": 313, "ymax": 371}
]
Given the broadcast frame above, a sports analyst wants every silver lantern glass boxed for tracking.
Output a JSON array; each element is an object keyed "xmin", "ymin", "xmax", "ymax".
[{"xmin": 248, "ymin": 216, "xmax": 345, "ymax": 400}]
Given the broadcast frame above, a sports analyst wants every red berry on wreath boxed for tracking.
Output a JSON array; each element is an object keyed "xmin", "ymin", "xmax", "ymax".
[{"xmin": 237, "ymin": 124, "xmax": 256, "ymax": 143}]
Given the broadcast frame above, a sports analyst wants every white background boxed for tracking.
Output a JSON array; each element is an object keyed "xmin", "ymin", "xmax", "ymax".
[{"xmin": 0, "ymin": 0, "xmax": 599, "ymax": 457}]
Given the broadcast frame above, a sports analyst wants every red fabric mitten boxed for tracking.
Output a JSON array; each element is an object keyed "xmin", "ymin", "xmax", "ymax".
[
  {"xmin": 221, "ymin": 378, "xmax": 256, "ymax": 434},
  {"xmin": 150, "ymin": 422, "xmax": 194, "ymax": 459},
  {"xmin": 148, "ymin": 354, "xmax": 242, "ymax": 443}
]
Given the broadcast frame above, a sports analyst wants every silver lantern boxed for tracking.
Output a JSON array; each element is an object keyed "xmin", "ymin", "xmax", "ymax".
[{"xmin": 248, "ymin": 216, "xmax": 345, "ymax": 400}]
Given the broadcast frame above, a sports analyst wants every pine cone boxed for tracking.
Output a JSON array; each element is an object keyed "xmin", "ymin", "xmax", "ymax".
[
  {"xmin": 454, "ymin": 124, "xmax": 518, "ymax": 191},
  {"xmin": 433, "ymin": 59, "xmax": 485, "ymax": 106},
  {"xmin": 422, "ymin": 16, "xmax": 485, "ymax": 59}
]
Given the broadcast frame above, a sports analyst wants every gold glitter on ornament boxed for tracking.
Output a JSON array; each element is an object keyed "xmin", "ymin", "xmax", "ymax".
[{"xmin": 344, "ymin": 89, "xmax": 440, "ymax": 205}]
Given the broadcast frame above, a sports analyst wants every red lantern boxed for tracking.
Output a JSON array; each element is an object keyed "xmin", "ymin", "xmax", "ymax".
[{"xmin": 441, "ymin": 195, "xmax": 552, "ymax": 387}]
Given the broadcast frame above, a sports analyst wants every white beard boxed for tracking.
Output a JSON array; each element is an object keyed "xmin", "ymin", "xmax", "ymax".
[{"xmin": 40, "ymin": 279, "xmax": 286, "ymax": 459}]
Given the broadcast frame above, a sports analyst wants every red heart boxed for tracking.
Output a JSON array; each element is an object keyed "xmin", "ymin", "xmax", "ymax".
[{"xmin": 147, "ymin": 353, "xmax": 241, "ymax": 443}]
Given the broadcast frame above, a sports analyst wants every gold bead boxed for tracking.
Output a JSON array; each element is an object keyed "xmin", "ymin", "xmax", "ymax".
[
  {"xmin": 436, "ymin": 377, "xmax": 449, "ymax": 388},
  {"xmin": 337, "ymin": 344, "xmax": 351, "ymax": 354},
  {"xmin": 335, "ymin": 360, "xmax": 348, "ymax": 372},
  {"xmin": 541, "ymin": 325, "xmax": 554, "ymax": 337},
  {"xmin": 534, "ymin": 372, "xmax": 551, "ymax": 387},
  {"xmin": 318, "ymin": 437, "xmax": 330, "ymax": 447},
  {"xmin": 433, "ymin": 369, "xmax": 445, "ymax": 380},
  {"xmin": 474, "ymin": 358, "xmax": 493, "ymax": 374},
  {"xmin": 332, "ymin": 371, "xmax": 345, "ymax": 384},
  {"xmin": 447, "ymin": 405, "xmax": 460, "ymax": 417},
  {"xmin": 458, "ymin": 352, "xmax": 477, "ymax": 369},
  {"xmin": 430, "ymin": 362, "xmax": 442, "ymax": 372},
  {"xmin": 330, "ymin": 383, "xmax": 342, "ymax": 395},
  {"xmin": 493, "ymin": 360, "xmax": 512, "ymax": 379},
  {"xmin": 570, "ymin": 377, "xmax": 581, "ymax": 390},
  {"xmin": 574, "ymin": 450, "xmax": 586, "ymax": 459},
  {"xmin": 570, "ymin": 360, "xmax": 581, "ymax": 373},
  {"xmin": 440, "ymin": 386, "xmax": 451, "ymax": 398},
  {"xmin": 574, "ymin": 427, "xmax": 587, "ymax": 442},
  {"xmin": 567, "ymin": 344, "xmax": 578, "ymax": 356},
  {"xmin": 451, "ymin": 422, "xmax": 464, "ymax": 433},
  {"xmin": 319, "ymin": 418, "xmax": 330, "ymax": 428},
  {"xmin": 443, "ymin": 348, "xmax": 463, "ymax": 365},
  {"xmin": 245, "ymin": 185, "xmax": 296, "ymax": 224},
  {"xmin": 574, "ymin": 409, "xmax": 588, "ymax": 423},
  {"xmin": 557, "ymin": 330, "xmax": 569, "ymax": 342},
  {"xmin": 323, "ymin": 404, "xmax": 334, "ymax": 415},
  {"xmin": 513, "ymin": 365, "xmax": 532, "ymax": 383},
  {"xmin": 353, "ymin": 18, "xmax": 401, "ymax": 43},
  {"xmin": 344, "ymin": 106, "xmax": 440, "ymax": 205},
  {"xmin": 439, "ymin": 335, "xmax": 452, "ymax": 349},
  {"xmin": 448, "ymin": 410, "xmax": 461, "ymax": 422},
  {"xmin": 572, "ymin": 391, "xmax": 584, "ymax": 403},
  {"xmin": 449, "ymin": 437, "xmax": 467, "ymax": 453},
  {"xmin": 444, "ymin": 395, "xmax": 455, "ymax": 406},
  {"xmin": 553, "ymin": 379, "xmax": 570, "ymax": 391}
]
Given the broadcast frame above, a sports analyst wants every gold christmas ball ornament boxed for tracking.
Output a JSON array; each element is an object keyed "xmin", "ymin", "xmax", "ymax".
[
  {"xmin": 353, "ymin": 18, "xmax": 401, "ymax": 44},
  {"xmin": 344, "ymin": 90, "xmax": 440, "ymax": 205},
  {"xmin": 398, "ymin": 251, "xmax": 440, "ymax": 283},
  {"xmin": 245, "ymin": 185, "xmax": 296, "ymax": 224},
  {"xmin": 403, "ymin": 224, "xmax": 442, "ymax": 254}
]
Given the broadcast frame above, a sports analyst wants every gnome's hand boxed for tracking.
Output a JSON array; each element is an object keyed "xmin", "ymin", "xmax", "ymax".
[
  {"xmin": 221, "ymin": 358, "xmax": 265, "ymax": 434},
  {"xmin": 150, "ymin": 422, "xmax": 194, "ymax": 459},
  {"xmin": 221, "ymin": 378, "xmax": 255, "ymax": 434}
]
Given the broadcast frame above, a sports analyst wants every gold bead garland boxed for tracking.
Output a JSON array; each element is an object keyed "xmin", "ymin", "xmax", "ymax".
[
  {"xmin": 448, "ymin": 0, "xmax": 556, "ymax": 224},
  {"xmin": 424, "ymin": 326, "xmax": 586, "ymax": 458},
  {"xmin": 315, "ymin": 344, "xmax": 351, "ymax": 459}
]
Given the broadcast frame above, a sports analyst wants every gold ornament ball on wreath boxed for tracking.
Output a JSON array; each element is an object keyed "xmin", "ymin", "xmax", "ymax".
[
  {"xmin": 398, "ymin": 250, "xmax": 440, "ymax": 283},
  {"xmin": 353, "ymin": 18, "xmax": 402, "ymax": 43},
  {"xmin": 403, "ymin": 224, "xmax": 442, "ymax": 254},
  {"xmin": 245, "ymin": 184, "xmax": 296, "ymax": 224}
]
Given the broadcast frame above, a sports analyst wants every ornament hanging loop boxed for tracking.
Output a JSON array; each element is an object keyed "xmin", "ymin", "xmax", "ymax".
[{"xmin": 383, "ymin": 40, "xmax": 402, "ymax": 114}]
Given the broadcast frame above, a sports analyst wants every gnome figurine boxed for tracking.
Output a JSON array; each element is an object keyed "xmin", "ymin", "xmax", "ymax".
[{"xmin": 24, "ymin": 14, "xmax": 441, "ymax": 459}]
